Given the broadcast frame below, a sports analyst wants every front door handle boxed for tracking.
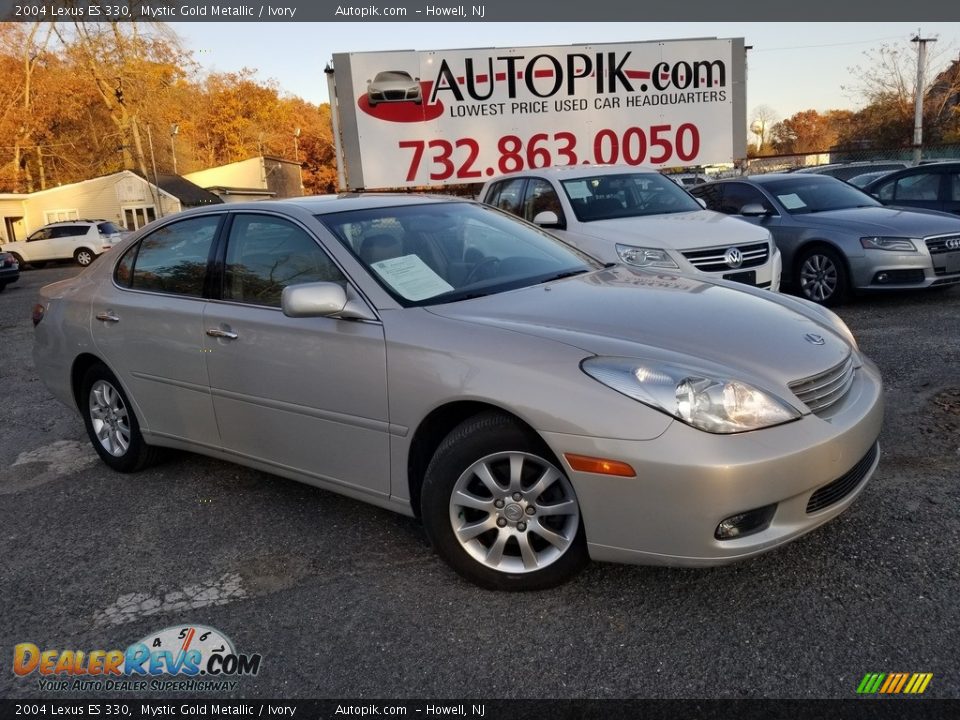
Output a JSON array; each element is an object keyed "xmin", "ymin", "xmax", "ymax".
[
  {"xmin": 95, "ymin": 311, "xmax": 120, "ymax": 323},
  {"xmin": 206, "ymin": 328, "xmax": 238, "ymax": 340}
]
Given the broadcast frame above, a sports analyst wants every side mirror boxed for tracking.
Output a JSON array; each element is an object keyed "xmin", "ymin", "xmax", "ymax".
[
  {"xmin": 415, "ymin": 76, "xmax": 420, "ymax": 82},
  {"xmin": 695, "ymin": 198, "xmax": 707, "ymax": 209},
  {"xmin": 281, "ymin": 282, "xmax": 376, "ymax": 321},
  {"xmin": 532, "ymin": 210, "xmax": 562, "ymax": 228},
  {"xmin": 366, "ymin": 79, "xmax": 372, "ymax": 84},
  {"xmin": 740, "ymin": 203, "xmax": 771, "ymax": 217}
]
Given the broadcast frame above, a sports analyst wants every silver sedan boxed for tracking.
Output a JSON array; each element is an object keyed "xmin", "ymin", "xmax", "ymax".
[{"xmin": 33, "ymin": 195, "xmax": 883, "ymax": 590}]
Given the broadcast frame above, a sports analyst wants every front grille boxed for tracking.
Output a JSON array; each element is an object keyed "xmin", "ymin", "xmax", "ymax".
[
  {"xmin": 681, "ymin": 242, "xmax": 770, "ymax": 272},
  {"xmin": 806, "ymin": 442, "xmax": 879, "ymax": 513},
  {"xmin": 384, "ymin": 90, "xmax": 406, "ymax": 100},
  {"xmin": 789, "ymin": 355, "xmax": 855, "ymax": 415},
  {"xmin": 925, "ymin": 234, "xmax": 960, "ymax": 255}
]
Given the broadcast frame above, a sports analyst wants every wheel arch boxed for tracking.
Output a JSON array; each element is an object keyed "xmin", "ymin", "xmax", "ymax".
[
  {"xmin": 70, "ymin": 353, "xmax": 107, "ymax": 411},
  {"xmin": 406, "ymin": 400, "xmax": 552, "ymax": 519},
  {"xmin": 793, "ymin": 239, "xmax": 852, "ymax": 283}
]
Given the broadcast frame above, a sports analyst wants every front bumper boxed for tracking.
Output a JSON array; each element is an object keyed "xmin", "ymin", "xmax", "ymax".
[
  {"xmin": 542, "ymin": 357, "xmax": 883, "ymax": 566},
  {"xmin": 849, "ymin": 249, "xmax": 960, "ymax": 290}
]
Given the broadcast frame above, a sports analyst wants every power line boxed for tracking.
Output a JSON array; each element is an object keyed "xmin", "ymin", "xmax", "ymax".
[{"xmin": 751, "ymin": 36, "xmax": 909, "ymax": 53}]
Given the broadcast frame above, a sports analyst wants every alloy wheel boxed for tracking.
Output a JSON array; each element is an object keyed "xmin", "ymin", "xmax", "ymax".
[{"xmin": 88, "ymin": 380, "xmax": 131, "ymax": 457}]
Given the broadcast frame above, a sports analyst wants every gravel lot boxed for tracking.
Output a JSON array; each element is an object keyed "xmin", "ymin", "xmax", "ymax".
[{"xmin": 1, "ymin": 264, "xmax": 958, "ymax": 700}]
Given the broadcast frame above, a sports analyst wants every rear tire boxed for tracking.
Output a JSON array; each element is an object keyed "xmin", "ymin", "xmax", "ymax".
[
  {"xmin": 421, "ymin": 412, "xmax": 588, "ymax": 591},
  {"xmin": 80, "ymin": 363, "xmax": 160, "ymax": 472}
]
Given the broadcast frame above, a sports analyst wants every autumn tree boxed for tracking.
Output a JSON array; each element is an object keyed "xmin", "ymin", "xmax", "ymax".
[
  {"xmin": 839, "ymin": 39, "xmax": 960, "ymax": 147},
  {"xmin": 770, "ymin": 109, "xmax": 854, "ymax": 153}
]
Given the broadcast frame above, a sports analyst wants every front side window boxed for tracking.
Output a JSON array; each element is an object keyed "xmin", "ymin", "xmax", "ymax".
[
  {"xmin": 129, "ymin": 215, "xmax": 220, "ymax": 297},
  {"xmin": 28, "ymin": 229, "xmax": 53, "ymax": 242},
  {"xmin": 894, "ymin": 173, "xmax": 941, "ymax": 201},
  {"xmin": 223, "ymin": 215, "xmax": 346, "ymax": 308},
  {"xmin": 721, "ymin": 183, "xmax": 775, "ymax": 215},
  {"xmin": 522, "ymin": 179, "xmax": 565, "ymax": 225}
]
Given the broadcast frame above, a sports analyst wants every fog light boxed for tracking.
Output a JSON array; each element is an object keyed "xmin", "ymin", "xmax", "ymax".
[
  {"xmin": 715, "ymin": 504, "xmax": 777, "ymax": 540},
  {"xmin": 876, "ymin": 272, "xmax": 889, "ymax": 284}
]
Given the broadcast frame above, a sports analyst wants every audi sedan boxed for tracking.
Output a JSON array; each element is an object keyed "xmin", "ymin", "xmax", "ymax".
[
  {"xmin": 34, "ymin": 195, "xmax": 882, "ymax": 590},
  {"xmin": 691, "ymin": 174, "xmax": 960, "ymax": 305}
]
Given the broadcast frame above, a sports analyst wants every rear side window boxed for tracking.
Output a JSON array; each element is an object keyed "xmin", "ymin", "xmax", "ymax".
[
  {"xmin": 128, "ymin": 216, "xmax": 220, "ymax": 297},
  {"xmin": 98, "ymin": 222, "xmax": 120, "ymax": 235},
  {"xmin": 50, "ymin": 226, "xmax": 88, "ymax": 239},
  {"xmin": 485, "ymin": 178, "xmax": 526, "ymax": 216}
]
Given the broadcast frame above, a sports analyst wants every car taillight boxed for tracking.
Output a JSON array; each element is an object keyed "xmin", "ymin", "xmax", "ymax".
[{"xmin": 32, "ymin": 303, "xmax": 46, "ymax": 326}]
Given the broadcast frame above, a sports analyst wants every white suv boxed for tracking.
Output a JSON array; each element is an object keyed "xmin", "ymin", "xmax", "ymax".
[
  {"xmin": 480, "ymin": 166, "xmax": 782, "ymax": 291},
  {"xmin": 1, "ymin": 220, "xmax": 121, "ymax": 268}
]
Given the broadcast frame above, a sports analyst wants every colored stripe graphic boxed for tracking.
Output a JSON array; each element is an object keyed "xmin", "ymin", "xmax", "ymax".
[{"xmin": 858, "ymin": 672, "xmax": 932, "ymax": 694}]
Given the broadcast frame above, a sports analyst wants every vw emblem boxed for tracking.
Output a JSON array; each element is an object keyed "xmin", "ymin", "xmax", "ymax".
[
  {"xmin": 946, "ymin": 238, "xmax": 960, "ymax": 250},
  {"xmin": 724, "ymin": 247, "xmax": 744, "ymax": 269},
  {"xmin": 805, "ymin": 333, "xmax": 826, "ymax": 346}
]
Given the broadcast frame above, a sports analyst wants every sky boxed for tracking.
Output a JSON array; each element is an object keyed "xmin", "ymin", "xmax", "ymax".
[{"xmin": 172, "ymin": 22, "xmax": 960, "ymax": 123}]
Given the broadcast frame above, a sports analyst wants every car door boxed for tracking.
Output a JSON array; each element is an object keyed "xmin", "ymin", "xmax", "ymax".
[
  {"xmin": 50, "ymin": 226, "xmax": 86, "ymax": 259},
  {"xmin": 23, "ymin": 228, "xmax": 54, "ymax": 261},
  {"xmin": 202, "ymin": 212, "xmax": 391, "ymax": 496},
  {"xmin": 90, "ymin": 214, "xmax": 223, "ymax": 448}
]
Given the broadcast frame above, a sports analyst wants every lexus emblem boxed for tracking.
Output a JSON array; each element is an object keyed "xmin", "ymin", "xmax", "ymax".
[
  {"xmin": 946, "ymin": 238, "xmax": 960, "ymax": 250},
  {"xmin": 805, "ymin": 333, "xmax": 826, "ymax": 345},
  {"xmin": 724, "ymin": 248, "xmax": 744, "ymax": 269}
]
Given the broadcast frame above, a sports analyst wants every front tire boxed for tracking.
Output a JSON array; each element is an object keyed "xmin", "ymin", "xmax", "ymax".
[
  {"xmin": 421, "ymin": 412, "xmax": 588, "ymax": 590},
  {"xmin": 796, "ymin": 245, "xmax": 849, "ymax": 306},
  {"xmin": 80, "ymin": 363, "xmax": 159, "ymax": 472},
  {"xmin": 75, "ymin": 248, "xmax": 95, "ymax": 266}
]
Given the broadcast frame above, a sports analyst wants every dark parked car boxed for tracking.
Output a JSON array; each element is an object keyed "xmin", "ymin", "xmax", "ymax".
[
  {"xmin": 863, "ymin": 161, "xmax": 960, "ymax": 216},
  {"xmin": 793, "ymin": 161, "xmax": 909, "ymax": 182},
  {"xmin": 690, "ymin": 174, "xmax": 960, "ymax": 305},
  {"xmin": 0, "ymin": 251, "xmax": 20, "ymax": 292}
]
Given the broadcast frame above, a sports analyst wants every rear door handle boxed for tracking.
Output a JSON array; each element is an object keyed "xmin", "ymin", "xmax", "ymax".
[
  {"xmin": 206, "ymin": 328, "xmax": 238, "ymax": 340},
  {"xmin": 96, "ymin": 311, "xmax": 120, "ymax": 323}
]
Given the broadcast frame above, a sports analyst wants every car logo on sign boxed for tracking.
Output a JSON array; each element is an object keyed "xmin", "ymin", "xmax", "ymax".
[
  {"xmin": 805, "ymin": 333, "xmax": 826, "ymax": 345},
  {"xmin": 724, "ymin": 248, "xmax": 744, "ymax": 269}
]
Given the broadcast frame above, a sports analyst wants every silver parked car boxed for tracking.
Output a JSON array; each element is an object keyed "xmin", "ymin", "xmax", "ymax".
[
  {"xmin": 690, "ymin": 174, "xmax": 960, "ymax": 305},
  {"xmin": 34, "ymin": 195, "xmax": 882, "ymax": 590}
]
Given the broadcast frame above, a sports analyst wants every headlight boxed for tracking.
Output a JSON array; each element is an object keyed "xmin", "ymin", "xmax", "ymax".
[
  {"xmin": 859, "ymin": 236, "xmax": 918, "ymax": 252},
  {"xmin": 616, "ymin": 244, "xmax": 679, "ymax": 269},
  {"xmin": 582, "ymin": 357, "xmax": 801, "ymax": 434}
]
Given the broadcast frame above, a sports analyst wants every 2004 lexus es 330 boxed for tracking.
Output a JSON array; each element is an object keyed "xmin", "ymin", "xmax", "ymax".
[{"xmin": 33, "ymin": 195, "xmax": 883, "ymax": 590}]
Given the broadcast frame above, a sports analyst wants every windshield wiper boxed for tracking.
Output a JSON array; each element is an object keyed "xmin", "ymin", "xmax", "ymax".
[{"xmin": 538, "ymin": 268, "xmax": 590, "ymax": 284}]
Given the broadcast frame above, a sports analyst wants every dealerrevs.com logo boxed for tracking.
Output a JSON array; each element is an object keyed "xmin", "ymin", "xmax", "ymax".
[{"xmin": 13, "ymin": 625, "xmax": 262, "ymax": 692}]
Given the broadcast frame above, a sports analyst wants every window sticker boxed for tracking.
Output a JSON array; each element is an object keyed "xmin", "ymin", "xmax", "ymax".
[
  {"xmin": 371, "ymin": 254, "xmax": 454, "ymax": 301},
  {"xmin": 777, "ymin": 193, "xmax": 807, "ymax": 210}
]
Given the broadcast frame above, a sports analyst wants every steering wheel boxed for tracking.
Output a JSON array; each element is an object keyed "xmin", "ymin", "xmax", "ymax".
[{"xmin": 463, "ymin": 256, "xmax": 501, "ymax": 285}]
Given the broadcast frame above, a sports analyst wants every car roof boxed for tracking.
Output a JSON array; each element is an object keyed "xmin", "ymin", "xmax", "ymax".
[
  {"xmin": 165, "ymin": 193, "xmax": 471, "ymax": 218},
  {"xmin": 486, "ymin": 164, "xmax": 662, "ymax": 181}
]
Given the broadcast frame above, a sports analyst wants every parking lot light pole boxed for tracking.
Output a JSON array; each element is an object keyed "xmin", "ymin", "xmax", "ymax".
[
  {"xmin": 170, "ymin": 123, "xmax": 180, "ymax": 174},
  {"xmin": 911, "ymin": 34, "xmax": 936, "ymax": 166}
]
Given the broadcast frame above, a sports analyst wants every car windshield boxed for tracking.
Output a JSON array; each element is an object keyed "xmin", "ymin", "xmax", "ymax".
[
  {"xmin": 374, "ymin": 71, "xmax": 413, "ymax": 82},
  {"xmin": 763, "ymin": 177, "xmax": 882, "ymax": 213},
  {"xmin": 559, "ymin": 172, "xmax": 702, "ymax": 221},
  {"xmin": 319, "ymin": 202, "xmax": 597, "ymax": 307}
]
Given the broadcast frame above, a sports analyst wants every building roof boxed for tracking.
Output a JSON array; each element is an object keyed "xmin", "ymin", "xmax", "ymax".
[{"xmin": 133, "ymin": 171, "xmax": 223, "ymax": 207}]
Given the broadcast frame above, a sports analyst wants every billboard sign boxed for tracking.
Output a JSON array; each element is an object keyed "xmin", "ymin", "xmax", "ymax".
[{"xmin": 331, "ymin": 38, "xmax": 746, "ymax": 189}]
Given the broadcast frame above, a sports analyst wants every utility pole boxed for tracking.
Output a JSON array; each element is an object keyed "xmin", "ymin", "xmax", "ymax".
[
  {"xmin": 170, "ymin": 123, "xmax": 179, "ymax": 174},
  {"xmin": 146, "ymin": 125, "xmax": 165, "ymax": 218},
  {"xmin": 912, "ymin": 33, "xmax": 936, "ymax": 166}
]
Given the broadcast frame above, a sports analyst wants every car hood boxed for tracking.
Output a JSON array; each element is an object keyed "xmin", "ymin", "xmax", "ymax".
[
  {"xmin": 792, "ymin": 206, "xmax": 960, "ymax": 236},
  {"xmin": 576, "ymin": 210, "xmax": 771, "ymax": 250},
  {"xmin": 370, "ymin": 79, "xmax": 418, "ymax": 91},
  {"xmin": 426, "ymin": 266, "xmax": 850, "ymax": 403}
]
